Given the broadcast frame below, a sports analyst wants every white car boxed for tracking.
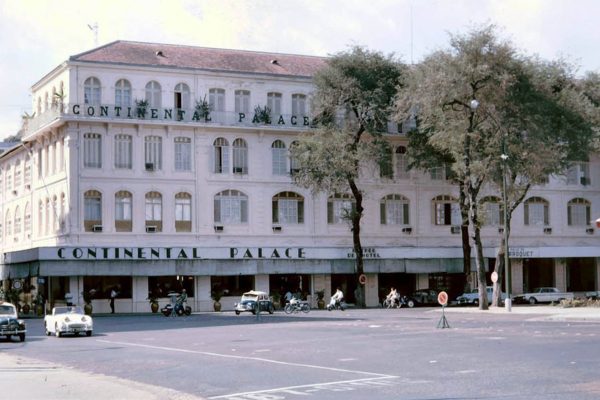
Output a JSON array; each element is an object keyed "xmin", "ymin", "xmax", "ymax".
[{"xmin": 44, "ymin": 306, "xmax": 93, "ymax": 337}]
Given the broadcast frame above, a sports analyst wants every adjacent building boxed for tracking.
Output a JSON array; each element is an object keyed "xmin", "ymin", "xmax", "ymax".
[{"xmin": 1, "ymin": 41, "xmax": 598, "ymax": 312}]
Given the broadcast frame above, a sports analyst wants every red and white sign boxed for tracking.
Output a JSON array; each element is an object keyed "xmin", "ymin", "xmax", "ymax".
[{"xmin": 437, "ymin": 291, "xmax": 448, "ymax": 306}]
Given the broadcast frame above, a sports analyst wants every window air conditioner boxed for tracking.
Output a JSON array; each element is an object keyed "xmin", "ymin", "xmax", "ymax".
[
  {"xmin": 233, "ymin": 167, "xmax": 244, "ymax": 174},
  {"xmin": 272, "ymin": 225, "xmax": 282, "ymax": 232},
  {"xmin": 24, "ymin": 184, "xmax": 30, "ymax": 190},
  {"xmin": 498, "ymin": 227, "xmax": 504, "ymax": 234},
  {"xmin": 401, "ymin": 227, "xmax": 412, "ymax": 234},
  {"xmin": 580, "ymin": 176, "xmax": 590, "ymax": 185},
  {"xmin": 12, "ymin": 190, "xmax": 17, "ymax": 195},
  {"xmin": 92, "ymin": 225, "xmax": 103, "ymax": 232},
  {"xmin": 450, "ymin": 226, "xmax": 461, "ymax": 234},
  {"xmin": 214, "ymin": 225, "xmax": 224, "ymax": 232},
  {"xmin": 146, "ymin": 225, "xmax": 157, "ymax": 233},
  {"xmin": 586, "ymin": 228, "xmax": 594, "ymax": 235},
  {"xmin": 145, "ymin": 162, "xmax": 155, "ymax": 171},
  {"xmin": 543, "ymin": 227, "xmax": 552, "ymax": 234}
]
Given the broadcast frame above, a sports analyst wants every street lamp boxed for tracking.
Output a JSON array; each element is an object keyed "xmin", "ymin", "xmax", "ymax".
[{"xmin": 501, "ymin": 151, "xmax": 512, "ymax": 312}]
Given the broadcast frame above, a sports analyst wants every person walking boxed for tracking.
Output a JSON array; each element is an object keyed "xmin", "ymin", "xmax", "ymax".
[{"xmin": 109, "ymin": 287, "xmax": 118, "ymax": 314}]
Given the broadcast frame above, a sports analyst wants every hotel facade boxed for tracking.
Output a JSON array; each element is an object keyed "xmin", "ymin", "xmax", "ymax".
[{"xmin": 1, "ymin": 41, "xmax": 598, "ymax": 313}]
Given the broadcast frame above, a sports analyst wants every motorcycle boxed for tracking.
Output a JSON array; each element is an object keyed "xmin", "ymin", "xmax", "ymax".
[
  {"xmin": 161, "ymin": 301, "xmax": 192, "ymax": 317},
  {"xmin": 284, "ymin": 298, "xmax": 310, "ymax": 314},
  {"xmin": 326, "ymin": 299, "xmax": 346, "ymax": 311}
]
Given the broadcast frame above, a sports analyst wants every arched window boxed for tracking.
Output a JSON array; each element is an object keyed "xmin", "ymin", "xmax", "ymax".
[
  {"xmin": 84, "ymin": 190, "xmax": 102, "ymax": 232},
  {"xmin": 235, "ymin": 90, "xmax": 251, "ymax": 114},
  {"xmin": 145, "ymin": 81, "xmax": 162, "ymax": 108},
  {"xmin": 432, "ymin": 195, "xmax": 460, "ymax": 226},
  {"xmin": 14, "ymin": 206, "xmax": 21, "ymax": 235},
  {"xmin": 267, "ymin": 92, "xmax": 282, "ymax": 116},
  {"xmin": 327, "ymin": 194, "xmax": 355, "ymax": 224},
  {"xmin": 60, "ymin": 193, "xmax": 66, "ymax": 230},
  {"xmin": 37, "ymin": 200, "xmax": 43, "ymax": 237},
  {"xmin": 379, "ymin": 146, "xmax": 393, "ymax": 179},
  {"xmin": 232, "ymin": 138, "xmax": 248, "ymax": 174},
  {"xmin": 14, "ymin": 160, "xmax": 21, "ymax": 188},
  {"xmin": 115, "ymin": 79, "xmax": 132, "ymax": 107},
  {"xmin": 175, "ymin": 192, "xmax": 192, "ymax": 232},
  {"xmin": 289, "ymin": 140, "xmax": 300, "ymax": 174},
  {"xmin": 567, "ymin": 198, "xmax": 591, "ymax": 226},
  {"xmin": 271, "ymin": 140, "xmax": 287, "ymax": 175},
  {"xmin": 5, "ymin": 209, "xmax": 11, "ymax": 237},
  {"xmin": 115, "ymin": 191, "xmax": 132, "ymax": 232},
  {"xmin": 24, "ymin": 202, "xmax": 31, "ymax": 237},
  {"xmin": 273, "ymin": 192, "xmax": 304, "ymax": 224},
  {"xmin": 52, "ymin": 195, "xmax": 58, "ymax": 232},
  {"xmin": 524, "ymin": 196, "xmax": 549, "ymax": 226},
  {"xmin": 145, "ymin": 192, "xmax": 162, "ymax": 232},
  {"xmin": 174, "ymin": 83, "xmax": 190, "ymax": 110},
  {"xmin": 481, "ymin": 196, "xmax": 503, "ymax": 226},
  {"xmin": 214, "ymin": 190, "xmax": 248, "ymax": 224},
  {"xmin": 213, "ymin": 138, "xmax": 229, "ymax": 173},
  {"xmin": 84, "ymin": 77, "xmax": 101, "ymax": 105},
  {"xmin": 380, "ymin": 194, "xmax": 409, "ymax": 225}
]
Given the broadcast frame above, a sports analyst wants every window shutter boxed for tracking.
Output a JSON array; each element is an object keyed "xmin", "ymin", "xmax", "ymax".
[
  {"xmin": 403, "ymin": 203, "xmax": 409, "ymax": 225},
  {"xmin": 214, "ymin": 199, "xmax": 220, "ymax": 223},
  {"xmin": 327, "ymin": 201, "xmax": 333, "ymax": 224},
  {"xmin": 272, "ymin": 200, "xmax": 278, "ymax": 223},
  {"xmin": 543, "ymin": 205, "xmax": 549, "ymax": 225},
  {"xmin": 586, "ymin": 205, "xmax": 591, "ymax": 225},
  {"xmin": 444, "ymin": 203, "xmax": 451, "ymax": 225},
  {"xmin": 241, "ymin": 198, "xmax": 248, "ymax": 223},
  {"xmin": 567, "ymin": 205, "xmax": 572, "ymax": 226},
  {"xmin": 298, "ymin": 200, "xmax": 304, "ymax": 223},
  {"xmin": 222, "ymin": 146, "xmax": 230, "ymax": 173},
  {"xmin": 380, "ymin": 203, "xmax": 386, "ymax": 224},
  {"xmin": 524, "ymin": 203, "xmax": 529, "ymax": 225}
]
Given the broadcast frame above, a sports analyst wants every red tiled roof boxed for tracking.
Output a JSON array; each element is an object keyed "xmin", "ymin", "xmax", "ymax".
[{"xmin": 70, "ymin": 41, "xmax": 327, "ymax": 78}]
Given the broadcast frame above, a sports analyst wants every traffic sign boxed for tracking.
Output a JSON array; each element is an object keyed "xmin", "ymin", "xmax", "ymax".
[
  {"xmin": 437, "ymin": 291, "xmax": 448, "ymax": 306},
  {"xmin": 491, "ymin": 271, "xmax": 498, "ymax": 283},
  {"xmin": 358, "ymin": 274, "xmax": 367, "ymax": 285}
]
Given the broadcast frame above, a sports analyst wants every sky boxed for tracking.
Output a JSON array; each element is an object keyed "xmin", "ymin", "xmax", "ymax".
[{"xmin": 1, "ymin": 0, "xmax": 599, "ymax": 139}]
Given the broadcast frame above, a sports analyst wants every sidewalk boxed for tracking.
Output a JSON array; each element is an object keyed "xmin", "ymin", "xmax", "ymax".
[
  {"xmin": 439, "ymin": 304, "xmax": 600, "ymax": 322},
  {"xmin": 0, "ymin": 354, "xmax": 205, "ymax": 400}
]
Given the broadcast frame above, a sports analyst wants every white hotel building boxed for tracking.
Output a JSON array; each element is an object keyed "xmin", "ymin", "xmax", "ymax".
[{"xmin": 0, "ymin": 41, "xmax": 598, "ymax": 312}]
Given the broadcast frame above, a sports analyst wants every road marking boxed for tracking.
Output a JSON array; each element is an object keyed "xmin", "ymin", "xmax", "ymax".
[
  {"xmin": 208, "ymin": 376, "xmax": 398, "ymax": 399},
  {"xmin": 97, "ymin": 339, "xmax": 393, "ymax": 378}
]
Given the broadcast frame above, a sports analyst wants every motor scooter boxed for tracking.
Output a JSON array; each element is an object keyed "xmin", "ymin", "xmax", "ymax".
[
  {"xmin": 326, "ymin": 298, "xmax": 346, "ymax": 311},
  {"xmin": 161, "ymin": 302, "xmax": 192, "ymax": 316}
]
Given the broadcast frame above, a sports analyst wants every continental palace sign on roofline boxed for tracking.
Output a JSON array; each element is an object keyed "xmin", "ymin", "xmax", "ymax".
[{"xmin": 71, "ymin": 104, "xmax": 313, "ymax": 126}]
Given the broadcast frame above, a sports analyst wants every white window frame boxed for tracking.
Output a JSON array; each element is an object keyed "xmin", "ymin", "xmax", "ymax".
[
  {"xmin": 114, "ymin": 134, "xmax": 132, "ymax": 169},
  {"xmin": 273, "ymin": 192, "xmax": 304, "ymax": 225},
  {"xmin": 567, "ymin": 198, "xmax": 590, "ymax": 226},
  {"xmin": 291, "ymin": 94, "xmax": 306, "ymax": 116},
  {"xmin": 174, "ymin": 83, "xmax": 191, "ymax": 110},
  {"xmin": 214, "ymin": 190, "xmax": 248, "ymax": 224},
  {"xmin": 267, "ymin": 92, "xmax": 282, "ymax": 116},
  {"xmin": 213, "ymin": 138, "xmax": 229, "ymax": 174},
  {"xmin": 235, "ymin": 90, "xmax": 251, "ymax": 114},
  {"xmin": 232, "ymin": 138, "xmax": 248, "ymax": 175},
  {"xmin": 115, "ymin": 191, "xmax": 132, "ymax": 221},
  {"xmin": 84, "ymin": 77, "xmax": 101, "ymax": 105},
  {"xmin": 524, "ymin": 197, "xmax": 549, "ymax": 226},
  {"xmin": 145, "ymin": 192, "xmax": 162, "ymax": 222},
  {"xmin": 174, "ymin": 137, "xmax": 192, "ymax": 171},
  {"xmin": 380, "ymin": 194, "xmax": 409, "ymax": 225},
  {"xmin": 209, "ymin": 88, "xmax": 225, "ymax": 112},
  {"xmin": 115, "ymin": 79, "xmax": 132, "ymax": 107},
  {"xmin": 271, "ymin": 140, "xmax": 287, "ymax": 175},
  {"xmin": 83, "ymin": 133, "xmax": 102, "ymax": 169},
  {"xmin": 145, "ymin": 81, "xmax": 162, "ymax": 108},
  {"xmin": 433, "ymin": 195, "xmax": 460, "ymax": 226},
  {"xmin": 144, "ymin": 136, "xmax": 162, "ymax": 171}
]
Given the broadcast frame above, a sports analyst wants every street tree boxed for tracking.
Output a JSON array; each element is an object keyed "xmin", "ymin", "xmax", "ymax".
[
  {"xmin": 291, "ymin": 47, "xmax": 405, "ymax": 306},
  {"xmin": 395, "ymin": 25, "xmax": 598, "ymax": 309}
]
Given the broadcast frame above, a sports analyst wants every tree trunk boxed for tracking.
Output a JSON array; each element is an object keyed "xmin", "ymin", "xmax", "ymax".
[
  {"xmin": 348, "ymin": 178, "xmax": 365, "ymax": 307},
  {"xmin": 459, "ymin": 183, "xmax": 472, "ymax": 292},
  {"xmin": 491, "ymin": 242, "xmax": 504, "ymax": 307}
]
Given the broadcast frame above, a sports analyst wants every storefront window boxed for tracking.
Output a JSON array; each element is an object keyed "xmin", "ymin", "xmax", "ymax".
[
  {"xmin": 211, "ymin": 275, "xmax": 254, "ymax": 297},
  {"xmin": 148, "ymin": 276, "xmax": 194, "ymax": 298},
  {"xmin": 83, "ymin": 276, "xmax": 132, "ymax": 299}
]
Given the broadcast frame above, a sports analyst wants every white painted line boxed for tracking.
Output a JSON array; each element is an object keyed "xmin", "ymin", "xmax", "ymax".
[
  {"xmin": 97, "ymin": 339, "xmax": 393, "ymax": 378},
  {"xmin": 207, "ymin": 376, "xmax": 398, "ymax": 399}
]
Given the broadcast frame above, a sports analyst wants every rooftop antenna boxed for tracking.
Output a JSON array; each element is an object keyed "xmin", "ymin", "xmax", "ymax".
[{"xmin": 87, "ymin": 23, "xmax": 98, "ymax": 46}]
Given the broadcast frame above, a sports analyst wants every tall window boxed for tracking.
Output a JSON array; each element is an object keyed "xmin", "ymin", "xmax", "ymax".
[
  {"xmin": 214, "ymin": 190, "xmax": 248, "ymax": 224},
  {"xmin": 174, "ymin": 83, "xmax": 190, "ymax": 110},
  {"xmin": 433, "ymin": 195, "xmax": 460, "ymax": 226},
  {"xmin": 24, "ymin": 202, "xmax": 31, "ymax": 236},
  {"xmin": 52, "ymin": 195, "xmax": 58, "ymax": 231},
  {"xmin": 273, "ymin": 192, "xmax": 304, "ymax": 224},
  {"xmin": 395, "ymin": 146, "xmax": 410, "ymax": 179},
  {"xmin": 5, "ymin": 166, "xmax": 12, "ymax": 191},
  {"xmin": 524, "ymin": 196, "xmax": 549, "ymax": 226},
  {"xmin": 379, "ymin": 147, "xmax": 393, "ymax": 179},
  {"xmin": 114, "ymin": 79, "xmax": 132, "ymax": 107},
  {"xmin": 566, "ymin": 162, "xmax": 591, "ymax": 185},
  {"xmin": 567, "ymin": 198, "xmax": 590, "ymax": 226},
  {"xmin": 235, "ymin": 90, "xmax": 251, "ymax": 114},
  {"xmin": 14, "ymin": 161, "xmax": 21, "ymax": 188},
  {"xmin": 145, "ymin": 192, "xmax": 163, "ymax": 232},
  {"xmin": 83, "ymin": 133, "xmax": 102, "ymax": 168},
  {"xmin": 213, "ymin": 138, "xmax": 229, "ymax": 174},
  {"xmin": 84, "ymin": 190, "xmax": 102, "ymax": 232},
  {"xmin": 24, "ymin": 155, "xmax": 31, "ymax": 185},
  {"xmin": 289, "ymin": 140, "xmax": 300, "ymax": 174},
  {"xmin": 272, "ymin": 140, "xmax": 287, "ymax": 175},
  {"xmin": 5, "ymin": 210, "xmax": 11, "ymax": 237},
  {"xmin": 430, "ymin": 163, "xmax": 453, "ymax": 181},
  {"xmin": 84, "ymin": 77, "xmax": 101, "ymax": 105},
  {"xmin": 327, "ymin": 194, "xmax": 356, "ymax": 224},
  {"xmin": 14, "ymin": 206, "xmax": 21, "ymax": 235},
  {"xmin": 267, "ymin": 92, "xmax": 282, "ymax": 116},
  {"xmin": 174, "ymin": 137, "xmax": 192, "ymax": 171},
  {"xmin": 232, "ymin": 138, "xmax": 248, "ymax": 174},
  {"xmin": 291, "ymin": 94, "xmax": 306, "ymax": 116},
  {"xmin": 209, "ymin": 88, "xmax": 225, "ymax": 112},
  {"xmin": 60, "ymin": 193, "xmax": 66, "ymax": 230},
  {"xmin": 115, "ymin": 191, "xmax": 132, "ymax": 232},
  {"xmin": 114, "ymin": 134, "xmax": 132, "ymax": 169},
  {"xmin": 145, "ymin": 81, "xmax": 162, "ymax": 108},
  {"xmin": 144, "ymin": 136, "xmax": 162, "ymax": 171},
  {"xmin": 175, "ymin": 192, "xmax": 192, "ymax": 232},
  {"xmin": 482, "ymin": 196, "xmax": 503, "ymax": 226},
  {"xmin": 380, "ymin": 194, "xmax": 409, "ymax": 225}
]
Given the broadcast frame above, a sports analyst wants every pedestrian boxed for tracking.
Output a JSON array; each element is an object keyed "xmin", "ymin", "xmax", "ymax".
[{"xmin": 109, "ymin": 287, "xmax": 118, "ymax": 314}]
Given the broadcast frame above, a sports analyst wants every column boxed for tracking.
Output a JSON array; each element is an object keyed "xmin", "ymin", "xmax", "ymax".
[
  {"xmin": 511, "ymin": 259, "xmax": 524, "ymax": 295},
  {"xmin": 416, "ymin": 273, "xmax": 429, "ymax": 290},
  {"xmin": 554, "ymin": 258, "xmax": 567, "ymax": 292},
  {"xmin": 132, "ymin": 276, "xmax": 149, "ymax": 313},
  {"xmin": 364, "ymin": 273, "xmax": 379, "ymax": 308},
  {"xmin": 197, "ymin": 276, "xmax": 211, "ymax": 312}
]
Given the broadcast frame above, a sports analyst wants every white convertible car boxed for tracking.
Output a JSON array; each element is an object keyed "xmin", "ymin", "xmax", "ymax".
[{"xmin": 44, "ymin": 306, "xmax": 93, "ymax": 337}]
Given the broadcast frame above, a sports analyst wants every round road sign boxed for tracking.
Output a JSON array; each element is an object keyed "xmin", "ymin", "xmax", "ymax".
[
  {"xmin": 437, "ymin": 291, "xmax": 448, "ymax": 306},
  {"xmin": 491, "ymin": 271, "xmax": 498, "ymax": 283},
  {"xmin": 358, "ymin": 274, "xmax": 367, "ymax": 285}
]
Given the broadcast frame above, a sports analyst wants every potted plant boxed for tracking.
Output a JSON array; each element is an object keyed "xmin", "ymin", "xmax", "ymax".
[
  {"xmin": 315, "ymin": 289, "xmax": 325, "ymax": 309},
  {"xmin": 81, "ymin": 289, "xmax": 95, "ymax": 315},
  {"xmin": 211, "ymin": 290, "xmax": 223, "ymax": 312},
  {"xmin": 135, "ymin": 99, "xmax": 149, "ymax": 118},
  {"xmin": 270, "ymin": 292, "xmax": 281, "ymax": 310},
  {"xmin": 147, "ymin": 292, "xmax": 159, "ymax": 313},
  {"xmin": 195, "ymin": 95, "xmax": 212, "ymax": 122},
  {"xmin": 253, "ymin": 105, "xmax": 272, "ymax": 124},
  {"xmin": 33, "ymin": 293, "xmax": 45, "ymax": 316}
]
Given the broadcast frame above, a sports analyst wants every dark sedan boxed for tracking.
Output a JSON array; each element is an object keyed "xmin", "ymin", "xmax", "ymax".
[
  {"xmin": 0, "ymin": 302, "xmax": 26, "ymax": 342},
  {"xmin": 409, "ymin": 289, "xmax": 439, "ymax": 306}
]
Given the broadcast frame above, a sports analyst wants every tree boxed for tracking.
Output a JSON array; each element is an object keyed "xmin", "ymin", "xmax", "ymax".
[
  {"xmin": 291, "ymin": 47, "xmax": 405, "ymax": 306},
  {"xmin": 395, "ymin": 25, "xmax": 598, "ymax": 309}
]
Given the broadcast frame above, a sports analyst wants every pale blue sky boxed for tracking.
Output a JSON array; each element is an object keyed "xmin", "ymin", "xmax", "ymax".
[{"xmin": 1, "ymin": 0, "xmax": 599, "ymax": 139}]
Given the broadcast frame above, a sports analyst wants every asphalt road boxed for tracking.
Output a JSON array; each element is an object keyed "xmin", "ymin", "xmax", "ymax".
[{"xmin": 1, "ymin": 307, "xmax": 600, "ymax": 400}]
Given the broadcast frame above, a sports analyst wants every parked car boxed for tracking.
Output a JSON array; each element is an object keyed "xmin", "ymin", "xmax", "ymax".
[
  {"xmin": 513, "ymin": 287, "xmax": 574, "ymax": 304},
  {"xmin": 409, "ymin": 289, "xmax": 439, "ymax": 306},
  {"xmin": 0, "ymin": 301, "xmax": 26, "ymax": 342},
  {"xmin": 456, "ymin": 286, "xmax": 506, "ymax": 306},
  {"xmin": 44, "ymin": 306, "xmax": 93, "ymax": 337},
  {"xmin": 234, "ymin": 291, "xmax": 275, "ymax": 315}
]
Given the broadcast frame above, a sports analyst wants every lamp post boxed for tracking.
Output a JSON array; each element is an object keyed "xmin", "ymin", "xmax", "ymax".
[{"xmin": 501, "ymin": 150, "xmax": 512, "ymax": 312}]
